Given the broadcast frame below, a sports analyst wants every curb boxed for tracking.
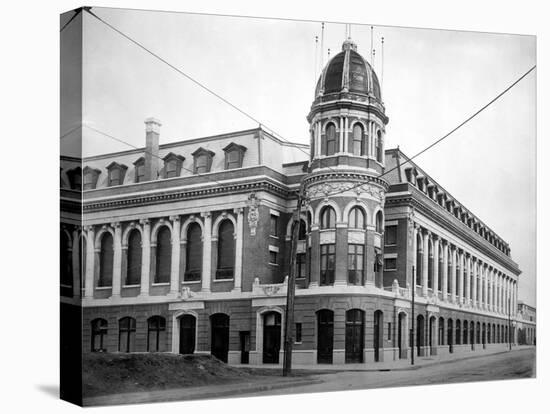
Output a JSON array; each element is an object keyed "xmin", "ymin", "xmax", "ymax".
[{"xmin": 83, "ymin": 377, "xmax": 323, "ymax": 406}]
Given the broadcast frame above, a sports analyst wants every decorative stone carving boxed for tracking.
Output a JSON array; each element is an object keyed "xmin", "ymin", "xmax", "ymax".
[
  {"xmin": 180, "ymin": 286, "xmax": 194, "ymax": 300},
  {"xmin": 306, "ymin": 181, "xmax": 385, "ymax": 201}
]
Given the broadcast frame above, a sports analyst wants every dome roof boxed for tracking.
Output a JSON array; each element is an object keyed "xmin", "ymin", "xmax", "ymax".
[{"xmin": 315, "ymin": 39, "xmax": 381, "ymax": 101}]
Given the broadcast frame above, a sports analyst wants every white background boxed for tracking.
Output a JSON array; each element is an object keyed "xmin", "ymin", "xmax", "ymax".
[{"xmin": 0, "ymin": 0, "xmax": 546, "ymax": 412}]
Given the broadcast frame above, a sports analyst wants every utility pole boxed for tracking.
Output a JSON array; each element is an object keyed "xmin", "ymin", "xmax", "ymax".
[
  {"xmin": 411, "ymin": 265, "xmax": 415, "ymax": 365},
  {"xmin": 283, "ymin": 187, "xmax": 303, "ymax": 376}
]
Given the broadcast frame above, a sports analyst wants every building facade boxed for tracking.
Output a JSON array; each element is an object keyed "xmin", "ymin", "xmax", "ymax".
[{"xmin": 61, "ymin": 39, "xmax": 526, "ymax": 365}]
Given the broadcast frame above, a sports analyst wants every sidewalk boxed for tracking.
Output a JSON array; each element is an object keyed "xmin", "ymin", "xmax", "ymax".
[
  {"xmin": 237, "ymin": 345, "xmax": 535, "ymax": 372},
  {"xmin": 83, "ymin": 376, "xmax": 323, "ymax": 407}
]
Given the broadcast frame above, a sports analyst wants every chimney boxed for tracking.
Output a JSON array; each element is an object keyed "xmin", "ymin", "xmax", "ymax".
[{"xmin": 144, "ymin": 117, "xmax": 161, "ymax": 181}]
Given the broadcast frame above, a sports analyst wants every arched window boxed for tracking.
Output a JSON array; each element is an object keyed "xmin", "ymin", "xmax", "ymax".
[
  {"xmin": 463, "ymin": 320, "xmax": 468, "ymax": 344},
  {"xmin": 320, "ymin": 206, "xmax": 336, "ymax": 229},
  {"xmin": 298, "ymin": 219, "xmax": 307, "ymax": 240},
  {"xmin": 416, "ymin": 233, "xmax": 423, "ymax": 286},
  {"xmin": 427, "ymin": 242, "xmax": 434, "ymax": 290},
  {"xmin": 91, "ymin": 318, "xmax": 108, "ymax": 352},
  {"xmin": 216, "ymin": 220, "xmax": 235, "ymax": 279},
  {"xmin": 185, "ymin": 222, "xmax": 202, "ymax": 281},
  {"xmin": 324, "ymin": 122, "xmax": 337, "ymax": 156},
  {"xmin": 350, "ymin": 123, "xmax": 364, "ymax": 156},
  {"xmin": 376, "ymin": 211, "xmax": 383, "ymax": 233},
  {"xmin": 455, "ymin": 320, "xmax": 461, "ymax": 345},
  {"xmin": 99, "ymin": 232, "xmax": 114, "ymax": 287},
  {"xmin": 118, "ymin": 317, "xmax": 136, "ymax": 352},
  {"xmin": 348, "ymin": 207, "xmax": 365, "ymax": 229},
  {"xmin": 126, "ymin": 229, "xmax": 142, "ymax": 286},
  {"xmin": 60, "ymin": 230, "xmax": 73, "ymax": 288},
  {"xmin": 438, "ymin": 317, "xmax": 445, "ymax": 346},
  {"xmin": 155, "ymin": 226, "xmax": 172, "ymax": 283},
  {"xmin": 147, "ymin": 316, "xmax": 166, "ymax": 352},
  {"xmin": 376, "ymin": 130, "xmax": 383, "ymax": 162}
]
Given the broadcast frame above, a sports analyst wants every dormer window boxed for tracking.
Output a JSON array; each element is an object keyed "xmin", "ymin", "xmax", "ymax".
[
  {"xmin": 66, "ymin": 167, "xmax": 82, "ymax": 190},
  {"xmin": 133, "ymin": 157, "xmax": 145, "ymax": 183},
  {"xmin": 192, "ymin": 147, "xmax": 215, "ymax": 174},
  {"xmin": 223, "ymin": 142, "xmax": 247, "ymax": 170},
  {"xmin": 162, "ymin": 152, "xmax": 185, "ymax": 178},
  {"xmin": 106, "ymin": 162, "xmax": 128, "ymax": 187},
  {"xmin": 83, "ymin": 166, "xmax": 101, "ymax": 190}
]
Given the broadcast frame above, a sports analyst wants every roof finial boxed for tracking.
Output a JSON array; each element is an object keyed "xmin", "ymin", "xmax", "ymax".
[
  {"xmin": 370, "ymin": 25, "xmax": 374, "ymax": 63},
  {"xmin": 381, "ymin": 36, "xmax": 385, "ymax": 99},
  {"xmin": 314, "ymin": 35, "xmax": 319, "ymax": 81}
]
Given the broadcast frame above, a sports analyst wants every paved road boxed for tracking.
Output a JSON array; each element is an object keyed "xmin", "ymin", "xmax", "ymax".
[{"xmin": 241, "ymin": 348, "xmax": 536, "ymax": 397}]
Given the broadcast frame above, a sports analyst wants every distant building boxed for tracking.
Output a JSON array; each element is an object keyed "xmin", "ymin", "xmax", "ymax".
[
  {"xmin": 516, "ymin": 301, "xmax": 536, "ymax": 345},
  {"xmin": 61, "ymin": 38, "xmax": 526, "ymax": 365}
]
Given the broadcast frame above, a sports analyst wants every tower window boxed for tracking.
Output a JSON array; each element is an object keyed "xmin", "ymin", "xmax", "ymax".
[
  {"xmin": 323, "ymin": 122, "xmax": 337, "ymax": 156},
  {"xmin": 320, "ymin": 206, "xmax": 336, "ymax": 229},
  {"xmin": 376, "ymin": 130, "xmax": 383, "ymax": 162},
  {"xmin": 350, "ymin": 123, "xmax": 365, "ymax": 156}
]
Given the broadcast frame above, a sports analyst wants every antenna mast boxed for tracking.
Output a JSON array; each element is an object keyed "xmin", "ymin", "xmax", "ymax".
[
  {"xmin": 381, "ymin": 37, "xmax": 385, "ymax": 99},
  {"xmin": 314, "ymin": 35, "xmax": 319, "ymax": 81},
  {"xmin": 370, "ymin": 25, "xmax": 374, "ymax": 63},
  {"xmin": 320, "ymin": 22, "xmax": 325, "ymax": 67}
]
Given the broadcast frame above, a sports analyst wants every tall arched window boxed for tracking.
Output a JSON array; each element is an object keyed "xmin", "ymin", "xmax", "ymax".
[
  {"xmin": 416, "ymin": 233, "xmax": 423, "ymax": 286},
  {"xmin": 155, "ymin": 226, "xmax": 172, "ymax": 283},
  {"xmin": 91, "ymin": 318, "xmax": 108, "ymax": 352},
  {"xmin": 320, "ymin": 206, "xmax": 336, "ymax": 229},
  {"xmin": 147, "ymin": 316, "xmax": 166, "ymax": 352},
  {"xmin": 376, "ymin": 130, "xmax": 383, "ymax": 162},
  {"xmin": 427, "ymin": 241, "xmax": 434, "ymax": 289},
  {"xmin": 126, "ymin": 229, "xmax": 142, "ymax": 285},
  {"xmin": 348, "ymin": 207, "xmax": 365, "ymax": 229},
  {"xmin": 99, "ymin": 232, "xmax": 114, "ymax": 287},
  {"xmin": 323, "ymin": 122, "xmax": 337, "ymax": 156},
  {"xmin": 350, "ymin": 123, "xmax": 364, "ymax": 156},
  {"xmin": 60, "ymin": 230, "xmax": 73, "ymax": 288},
  {"xmin": 118, "ymin": 317, "xmax": 136, "ymax": 352},
  {"xmin": 376, "ymin": 211, "xmax": 383, "ymax": 233},
  {"xmin": 216, "ymin": 220, "xmax": 235, "ymax": 279},
  {"xmin": 185, "ymin": 222, "xmax": 202, "ymax": 281}
]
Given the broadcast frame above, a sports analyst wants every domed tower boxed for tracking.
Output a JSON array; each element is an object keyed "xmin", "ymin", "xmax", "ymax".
[{"xmin": 305, "ymin": 38, "xmax": 389, "ymax": 288}]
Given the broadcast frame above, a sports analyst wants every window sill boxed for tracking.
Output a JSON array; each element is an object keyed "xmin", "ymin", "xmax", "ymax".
[
  {"xmin": 152, "ymin": 282, "xmax": 170, "ymax": 286},
  {"xmin": 122, "ymin": 284, "xmax": 140, "ymax": 288},
  {"xmin": 182, "ymin": 280, "xmax": 201, "ymax": 284},
  {"xmin": 95, "ymin": 286, "xmax": 112, "ymax": 290},
  {"xmin": 269, "ymin": 235, "xmax": 279, "ymax": 240},
  {"xmin": 269, "ymin": 263, "xmax": 279, "ymax": 266},
  {"xmin": 384, "ymin": 243, "xmax": 397, "ymax": 247},
  {"xmin": 385, "ymin": 268, "xmax": 397, "ymax": 272},
  {"xmin": 213, "ymin": 279, "xmax": 234, "ymax": 282}
]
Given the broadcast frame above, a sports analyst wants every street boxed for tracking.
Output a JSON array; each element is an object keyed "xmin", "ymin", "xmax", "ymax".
[{"xmin": 240, "ymin": 348, "xmax": 536, "ymax": 398}]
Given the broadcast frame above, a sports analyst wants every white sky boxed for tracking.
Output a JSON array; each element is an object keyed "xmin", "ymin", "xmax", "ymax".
[{"xmin": 61, "ymin": 7, "xmax": 536, "ymax": 306}]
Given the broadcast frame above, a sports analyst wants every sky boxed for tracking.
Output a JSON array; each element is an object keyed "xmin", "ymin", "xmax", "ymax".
[{"xmin": 60, "ymin": 7, "xmax": 536, "ymax": 306}]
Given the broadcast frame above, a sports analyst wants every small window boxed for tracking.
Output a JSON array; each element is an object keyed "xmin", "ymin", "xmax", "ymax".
[
  {"xmin": 348, "ymin": 244, "xmax": 364, "ymax": 285},
  {"xmin": 192, "ymin": 147, "xmax": 215, "ymax": 174},
  {"xmin": 384, "ymin": 258, "xmax": 397, "ymax": 270},
  {"xmin": 106, "ymin": 162, "xmax": 128, "ymax": 187},
  {"xmin": 320, "ymin": 244, "xmax": 335, "ymax": 285},
  {"xmin": 118, "ymin": 317, "xmax": 136, "ymax": 353},
  {"xmin": 320, "ymin": 206, "xmax": 336, "ymax": 229},
  {"xmin": 385, "ymin": 226, "xmax": 397, "ymax": 245},
  {"xmin": 351, "ymin": 123, "xmax": 364, "ymax": 156},
  {"xmin": 325, "ymin": 123, "xmax": 337, "ymax": 156},
  {"xmin": 223, "ymin": 142, "xmax": 247, "ymax": 170},
  {"xmin": 147, "ymin": 316, "xmax": 166, "ymax": 352},
  {"xmin": 269, "ymin": 250, "xmax": 278, "ymax": 265},
  {"xmin": 91, "ymin": 318, "xmax": 108, "ymax": 352},
  {"xmin": 83, "ymin": 167, "xmax": 101, "ymax": 190},
  {"xmin": 270, "ymin": 214, "xmax": 278, "ymax": 237},
  {"xmin": 295, "ymin": 323, "xmax": 302, "ymax": 343},
  {"xmin": 348, "ymin": 207, "xmax": 365, "ymax": 229},
  {"xmin": 136, "ymin": 163, "xmax": 145, "ymax": 182},
  {"xmin": 166, "ymin": 160, "xmax": 177, "ymax": 178},
  {"xmin": 163, "ymin": 153, "xmax": 184, "ymax": 178}
]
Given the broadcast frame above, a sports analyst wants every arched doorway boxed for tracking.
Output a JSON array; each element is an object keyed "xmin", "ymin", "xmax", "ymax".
[
  {"xmin": 470, "ymin": 321, "xmax": 475, "ymax": 349},
  {"xmin": 372, "ymin": 310, "xmax": 382, "ymax": 362},
  {"xmin": 429, "ymin": 316, "xmax": 436, "ymax": 355},
  {"xmin": 211, "ymin": 313, "xmax": 230, "ymax": 363},
  {"xmin": 179, "ymin": 314, "xmax": 196, "ymax": 354},
  {"xmin": 346, "ymin": 309, "xmax": 365, "ymax": 363},
  {"xmin": 317, "ymin": 309, "xmax": 334, "ymax": 364},
  {"xmin": 416, "ymin": 314, "xmax": 425, "ymax": 356},
  {"xmin": 398, "ymin": 312, "xmax": 407, "ymax": 359},
  {"xmin": 447, "ymin": 319, "xmax": 454, "ymax": 353},
  {"xmin": 263, "ymin": 312, "xmax": 281, "ymax": 364}
]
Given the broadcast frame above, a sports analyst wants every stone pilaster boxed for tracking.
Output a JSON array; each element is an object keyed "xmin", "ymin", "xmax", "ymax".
[
  {"xmin": 422, "ymin": 229, "xmax": 429, "ymax": 296},
  {"xmin": 433, "ymin": 236, "xmax": 439, "ymax": 294},
  {"xmin": 465, "ymin": 253, "xmax": 471, "ymax": 304},
  {"xmin": 458, "ymin": 249, "xmax": 464, "ymax": 304},
  {"xmin": 111, "ymin": 222, "xmax": 122, "ymax": 298},
  {"xmin": 201, "ymin": 212, "xmax": 212, "ymax": 292},
  {"xmin": 233, "ymin": 208, "xmax": 244, "ymax": 292},
  {"xmin": 84, "ymin": 225, "xmax": 95, "ymax": 298},
  {"xmin": 139, "ymin": 219, "xmax": 151, "ymax": 297},
  {"xmin": 169, "ymin": 216, "xmax": 181, "ymax": 295},
  {"xmin": 441, "ymin": 241, "xmax": 448, "ymax": 301},
  {"xmin": 450, "ymin": 246, "xmax": 457, "ymax": 303}
]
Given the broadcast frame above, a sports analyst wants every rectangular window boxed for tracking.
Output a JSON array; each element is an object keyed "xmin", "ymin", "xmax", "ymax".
[
  {"xmin": 384, "ymin": 258, "xmax": 397, "ymax": 270},
  {"xmin": 296, "ymin": 253, "xmax": 306, "ymax": 278},
  {"xmin": 385, "ymin": 225, "xmax": 397, "ymax": 246},
  {"xmin": 295, "ymin": 323, "xmax": 302, "ymax": 343},
  {"xmin": 166, "ymin": 160, "xmax": 177, "ymax": 178},
  {"xmin": 269, "ymin": 251, "xmax": 278, "ymax": 265},
  {"xmin": 83, "ymin": 173, "xmax": 94, "ymax": 190},
  {"xmin": 109, "ymin": 169, "xmax": 120, "ymax": 186},
  {"xmin": 348, "ymin": 244, "xmax": 364, "ymax": 285},
  {"xmin": 270, "ymin": 214, "xmax": 278, "ymax": 237},
  {"xmin": 226, "ymin": 150, "xmax": 241, "ymax": 169},
  {"xmin": 387, "ymin": 322, "xmax": 392, "ymax": 340},
  {"xmin": 320, "ymin": 244, "xmax": 335, "ymax": 285},
  {"xmin": 195, "ymin": 155, "xmax": 210, "ymax": 174},
  {"xmin": 136, "ymin": 164, "xmax": 145, "ymax": 182}
]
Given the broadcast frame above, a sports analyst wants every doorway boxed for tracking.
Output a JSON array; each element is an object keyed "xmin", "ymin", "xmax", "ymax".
[
  {"xmin": 263, "ymin": 312, "xmax": 281, "ymax": 364},
  {"xmin": 317, "ymin": 309, "xmax": 334, "ymax": 364},
  {"xmin": 345, "ymin": 309, "xmax": 364, "ymax": 363},
  {"xmin": 179, "ymin": 314, "xmax": 196, "ymax": 354},
  {"xmin": 210, "ymin": 313, "xmax": 230, "ymax": 362}
]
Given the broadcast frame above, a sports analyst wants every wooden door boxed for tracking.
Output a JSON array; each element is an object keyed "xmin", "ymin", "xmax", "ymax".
[
  {"xmin": 179, "ymin": 315, "xmax": 196, "ymax": 354},
  {"xmin": 317, "ymin": 310, "xmax": 334, "ymax": 364},
  {"xmin": 211, "ymin": 314, "xmax": 230, "ymax": 362},
  {"xmin": 263, "ymin": 312, "xmax": 281, "ymax": 364}
]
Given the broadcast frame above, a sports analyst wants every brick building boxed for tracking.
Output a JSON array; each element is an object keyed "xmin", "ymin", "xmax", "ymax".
[{"xmin": 61, "ymin": 38, "xmax": 524, "ymax": 366}]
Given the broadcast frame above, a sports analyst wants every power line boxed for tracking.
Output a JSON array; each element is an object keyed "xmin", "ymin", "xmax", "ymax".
[
  {"xmin": 322, "ymin": 64, "xmax": 536, "ymax": 198},
  {"xmin": 60, "ymin": 7, "xmax": 90, "ymax": 33},
  {"xmin": 83, "ymin": 124, "xmax": 228, "ymax": 188},
  {"xmin": 60, "ymin": 125, "xmax": 82, "ymax": 140}
]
